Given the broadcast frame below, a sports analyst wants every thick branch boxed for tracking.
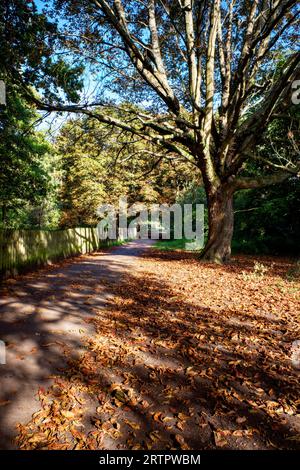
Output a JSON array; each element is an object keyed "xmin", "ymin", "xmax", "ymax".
[
  {"xmin": 92, "ymin": 0, "xmax": 182, "ymax": 114},
  {"xmin": 202, "ymin": 0, "xmax": 220, "ymax": 149},
  {"xmin": 234, "ymin": 171, "xmax": 298, "ymax": 190},
  {"xmin": 183, "ymin": 0, "xmax": 200, "ymax": 107}
]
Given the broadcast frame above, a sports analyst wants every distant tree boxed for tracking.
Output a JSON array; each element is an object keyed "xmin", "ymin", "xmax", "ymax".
[
  {"xmin": 57, "ymin": 112, "xmax": 197, "ymax": 226},
  {"xmin": 0, "ymin": 0, "xmax": 83, "ymax": 227},
  {"xmin": 0, "ymin": 87, "xmax": 52, "ymax": 226},
  {"xmin": 0, "ymin": 0, "xmax": 83, "ymax": 102}
]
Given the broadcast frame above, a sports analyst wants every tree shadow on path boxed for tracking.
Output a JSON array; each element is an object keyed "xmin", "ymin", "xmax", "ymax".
[{"xmin": 11, "ymin": 249, "xmax": 300, "ymax": 450}]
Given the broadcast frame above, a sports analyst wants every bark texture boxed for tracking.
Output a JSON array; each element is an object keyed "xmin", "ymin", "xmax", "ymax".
[{"xmin": 201, "ymin": 187, "xmax": 234, "ymax": 263}]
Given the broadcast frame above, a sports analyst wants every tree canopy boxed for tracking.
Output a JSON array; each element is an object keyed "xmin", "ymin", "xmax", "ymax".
[{"xmin": 57, "ymin": 109, "xmax": 197, "ymax": 226}]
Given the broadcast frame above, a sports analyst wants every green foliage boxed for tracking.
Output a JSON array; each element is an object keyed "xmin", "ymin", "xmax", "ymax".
[
  {"xmin": 0, "ymin": 87, "xmax": 53, "ymax": 226},
  {"xmin": 233, "ymin": 179, "xmax": 300, "ymax": 256},
  {"xmin": 0, "ymin": 0, "xmax": 83, "ymax": 103},
  {"xmin": 174, "ymin": 174, "xmax": 300, "ymax": 256},
  {"xmin": 175, "ymin": 182, "xmax": 208, "ymax": 242},
  {"xmin": 176, "ymin": 184, "xmax": 206, "ymax": 206},
  {"xmin": 154, "ymin": 238, "xmax": 192, "ymax": 251},
  {"xmin": 0, "ymin": 0, "xmax": 83, "ymax": 229},
  {"xmin": 233, "ymin": 105, "xmax": 300, "ymax": 256},
  {"xmin": 57, "ymin": 112, "xmax": 196, "ymax": 227}
]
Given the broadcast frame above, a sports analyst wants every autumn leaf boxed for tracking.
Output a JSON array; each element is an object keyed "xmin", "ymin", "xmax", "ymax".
[
  {"xmin": 0, "ymin": 400, "xmax": 11, "ymax": 407},
  {"xmin": 214, "ymin": 431, "xmax": 228, "ymax": 448},
  {"xmin": 236, "ymin": 416, "xmax": 247, "ymax": 424},
  {"xmin": 124, "ymin": 419, "xmax": 140, "ymax": 430},
  {"xmin": 61, "ymin": 410, "xmax": 76, "ymax": 419}
]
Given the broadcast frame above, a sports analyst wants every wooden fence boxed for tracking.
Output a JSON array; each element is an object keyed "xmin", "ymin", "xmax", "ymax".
[{"xmin": 0, "ymin": 227, "xmax": 108, "ymax": 279}]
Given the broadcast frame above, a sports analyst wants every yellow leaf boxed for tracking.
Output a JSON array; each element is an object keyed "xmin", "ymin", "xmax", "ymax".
[
  {"xmin": 153, "ymin": 412, "xmax": 162, "ymax": 422},
  {"xmin": 61, "ymin": 410, "xmax": 75, "ymax": 419},
  {"xmin": 125, "ymin": 419, "xmax": 140, "ymax": 430}
]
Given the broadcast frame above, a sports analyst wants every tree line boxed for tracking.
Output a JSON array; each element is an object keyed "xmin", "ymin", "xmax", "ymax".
[{"xmin": 1, "ymin": 0, "xmax": 299, "ymax": 260}]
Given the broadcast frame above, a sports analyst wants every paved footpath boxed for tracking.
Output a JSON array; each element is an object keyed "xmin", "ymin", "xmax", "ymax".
[{"xmin": 0, "ymin": 239, "xmax": 154, "ymax": 449}]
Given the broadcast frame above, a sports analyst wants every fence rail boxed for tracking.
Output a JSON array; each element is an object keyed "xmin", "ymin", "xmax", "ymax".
[{"xmin": 0, "ymin": 227, "xmax": 105, "ymax": 280}]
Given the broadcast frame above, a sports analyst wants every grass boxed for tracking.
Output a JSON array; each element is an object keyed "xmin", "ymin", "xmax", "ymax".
[
  {"xmin": 154, "ymin": 238, "xmax": 201, "ymax": 251},
  {"xmin": 101, "ymin": 238, "xmax": 131, "ymax": 248}
]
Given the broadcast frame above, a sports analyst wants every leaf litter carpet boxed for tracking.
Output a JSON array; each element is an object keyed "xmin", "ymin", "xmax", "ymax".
[{"xmin": 16, "ymin": 250, "xmax": 300, "ymax": 450}]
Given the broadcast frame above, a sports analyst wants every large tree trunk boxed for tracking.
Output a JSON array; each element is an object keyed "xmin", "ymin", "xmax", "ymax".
[{"xmin": 201, "ymin": 186, "xmax": 234, "ymax": 263}]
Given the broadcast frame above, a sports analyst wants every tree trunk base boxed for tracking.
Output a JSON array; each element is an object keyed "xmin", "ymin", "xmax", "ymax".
[{"xmin": 200, "ymin": 245, "xmax": 231, "ymax": 264}]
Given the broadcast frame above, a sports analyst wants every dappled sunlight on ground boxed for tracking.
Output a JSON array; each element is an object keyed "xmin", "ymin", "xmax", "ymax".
[{"xmin": 11, "ymin": 249, "xmax": 300, "ymax": 450}]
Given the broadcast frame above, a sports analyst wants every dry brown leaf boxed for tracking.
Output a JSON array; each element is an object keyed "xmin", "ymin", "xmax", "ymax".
[
  {"xmin": 61, "ymin": 410, "xmax": 76, "ymax": 419},
  {"xmin": 236, "ymin": 416, "xmax": 247, "ymax": 424},
  {"xmin": 0, "ymin": 400, "xmax": 11, "ymax": 407},
  {"xmin": 214, "ymin": 431, "xmax": 228, "ymax": 447}
]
